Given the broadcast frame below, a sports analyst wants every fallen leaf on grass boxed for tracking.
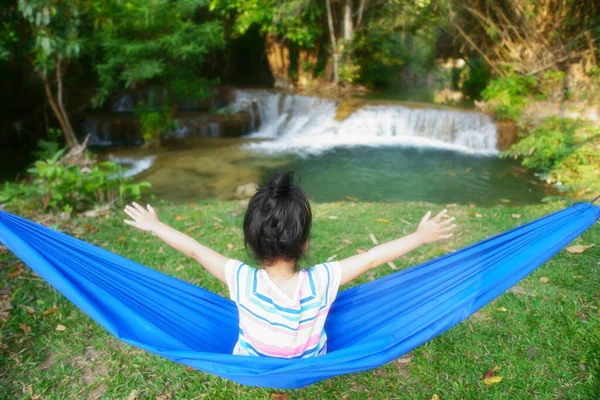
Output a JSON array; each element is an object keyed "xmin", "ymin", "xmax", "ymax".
[
  {"xmin": 20, "ymin": 323, "xmax": 31, "ymax": 332},
  {"xmin": 572, "ymin": 275, "xmax": 583, "ymax": 279},
  {"xmin": 565, "ymin": 244, "xmax": 595, "ymax": 254},
  {"xmin": 342, "ymin": 239, "xmax": 353, "ymax": 244},
  {"xmin": 484, "ymin": 376, "xmax": 503, "ymax": 386},
  {"xmin": 270, "ymin": 394, "xmax": 289, "ymax": 400},
  {"xmin": 396, "ymin": 355, "xmax": 413, "ymax": 365},
  {"xmin": 227, "ymin": 243, "xmax": 235, "ymax": 250},
  {"xmin": 376, "ymin": 218, "xmax": 389, "ymax": 223},
  {"xmin": 497, "ymin": 307, "xmax": 508, "ymax": 312},
  {"xmin": 156, "ymin": 393, "xmax": 172, "ymax": 400},
  {"xmin": 431, "ymin": 395, "xmax": 440, "ymax": 400},
  {"xmin": 387, "ymin": 262, "xmax": 398, "ymax": 270},
  {"xmin": 511, "ymin": 214, "xmax": 521, "ymax": 219},
  {"xmin": 446, "ymin": 203, "xmax": 458, "ymax": 208},
  {"xmin": 176, "ymin": 265, "xmax": 185, "ymax": 271},
  {"xmin": 500, "ymin": 198, "xmax": 511, "ymax": 203},
  {"xmin": 157, "ymin": 247, "xmax": 165, "ymax": 254},
  {"xmin": 345, "ymin": 196, "xmax": 359, "ymax": 202},
  {"xmin": 42, "ymin": 306, "xmax": 58, "ymax": 316},
  {"xmin": 539, "ymin": 277, "xmax": 550, "ymax": 284},
  {"xmin": 24, "ymin": 306, "xmax": 36, "ymax": 314},
  {"xmin": 483, "ymin": 365, "xmax": 503, "ymax": 386},
  {"xmin": 127, "ymin": 389, "xmax": 140, "ymax": 400},
  {"xmin": 118, "ymin": 236, "xmax": 126, "ymax": 243},
  {"xmin": 326, "ymin": 254, "xmax": 337, "ymax": 262},
  {"xmin": 356, "ymin": 248, "xmax": 368, "ymax": 254},
  {"xmin": 509, "ymin": 286, "xmax": 535, "ymax": 297},
  {"xmin": 55, "ymin": 324, "xmax": 66, "ymax": 332},
  {"xmin": 328, "ymin": 216, "xmax": 339, "ymax": 220},
  {"xmin": 475, "ymin": 213, "xmax": 483, "ymax": 218}
]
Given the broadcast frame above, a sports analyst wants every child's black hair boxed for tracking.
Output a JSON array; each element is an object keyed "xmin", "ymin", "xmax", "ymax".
[{"xmin": 243, "ymin": 171, "xmax": 312, "ymax": 268}]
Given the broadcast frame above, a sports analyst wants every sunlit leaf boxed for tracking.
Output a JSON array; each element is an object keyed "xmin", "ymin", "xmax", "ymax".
[{"xmin": 565, "ymin": 244, "xmax": 594, "ymax": 254}]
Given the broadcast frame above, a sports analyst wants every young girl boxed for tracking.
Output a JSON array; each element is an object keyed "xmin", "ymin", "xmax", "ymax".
[{"xmin": 123, "ymin": 171, "xmax": 456, "ymax": 358}]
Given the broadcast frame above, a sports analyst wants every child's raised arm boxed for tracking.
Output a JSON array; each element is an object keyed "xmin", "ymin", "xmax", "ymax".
[
  {"xmin": 123, "ymin": 202, "xmax": 229, "ymax": 283},
  {"xmin": 338, "ymin": 209, "xmax": 456, "ymax": 285}
]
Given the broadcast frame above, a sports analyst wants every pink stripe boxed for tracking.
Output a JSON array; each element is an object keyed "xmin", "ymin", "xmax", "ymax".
[
  {"xmin": 238, "ymin": 306, "xmax": 331, "ymax": 334},
  {"xmin": 246, "ymin": 333, "xmax": 324, "ymax": 357}
]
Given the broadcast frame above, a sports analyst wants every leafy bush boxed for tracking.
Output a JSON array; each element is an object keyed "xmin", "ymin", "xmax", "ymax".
[
  {"xmin": 135, "ymin": 104, "xmax": 174, "ymax": 146},
  {"xmin": 503, "ymin": 117, "xmax": 600, "ymax": 196},
  {"xmin": 0, "ymin": 148, "xmax": 151, "ymax": 214},
  {"xmin": 481, "ymin": 74, "xmax": 537, "ymax": 120}
]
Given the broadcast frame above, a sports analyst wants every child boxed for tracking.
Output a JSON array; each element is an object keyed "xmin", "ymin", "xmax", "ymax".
[{"xmin": 123, "ymin": 171, "xmax": 456, "ymax": 358}]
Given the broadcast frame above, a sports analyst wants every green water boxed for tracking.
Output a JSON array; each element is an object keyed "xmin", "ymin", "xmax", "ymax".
[{"xmin": 123, "ymin": 138, "xmax": 549, "ymax": 206}]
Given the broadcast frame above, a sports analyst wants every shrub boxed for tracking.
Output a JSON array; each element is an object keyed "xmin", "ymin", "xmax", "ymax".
[
  {"xmin": 481, "ymin": 74, "xmax": 537, "ymax": 120},
  {"xmin": 503, "ymin": 117, "xmax": 600, "ymax": 196},
  {"xmin": 0, "ymin": 148, "xmax": 151, "ymax": 214}
]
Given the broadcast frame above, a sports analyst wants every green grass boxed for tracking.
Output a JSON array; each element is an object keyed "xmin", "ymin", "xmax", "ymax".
[{"xmin": 1, "ymin": 200, "xmax": 599, "ymax": 399}]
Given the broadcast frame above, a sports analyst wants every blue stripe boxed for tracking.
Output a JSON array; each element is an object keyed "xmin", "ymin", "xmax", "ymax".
[
  {"xmin": 323, "ymin": 263, "xmax": 331, "ymax": 307},
  {"xmin": 235, "ymin": 262, "xmax": 246, "ymax": 303},
  {"xmin": 238, "ymin": 303, "xmax": 298, "ymax": 331}
]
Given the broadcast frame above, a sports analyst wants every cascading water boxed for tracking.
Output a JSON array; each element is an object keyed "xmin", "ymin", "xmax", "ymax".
[{"xmin": 231, "ymin": 90, "xmax": 498, "ymax": 155}]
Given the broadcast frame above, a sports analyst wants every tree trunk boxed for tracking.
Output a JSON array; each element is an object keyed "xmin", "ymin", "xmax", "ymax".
[
  {"xmin": 40, "ymin": 71, "xmax": 79, "ymax": 146},
  {"xmin": 297, "ymin": 46, "xmax": 319, "ymax": 88},
  {"xmin": 265, "ymin": 33, "xmax": 291, "ymax": 89},
  {"xmin": 325, "ymin": 0, "xmax": 339, "ymax": 84},
  {"xmin": 343, "ymin": 0, "xmax": 353, "ymax": 41}
]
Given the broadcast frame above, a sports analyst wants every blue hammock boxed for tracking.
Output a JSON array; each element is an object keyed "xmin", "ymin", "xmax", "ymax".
[{"xmin": 0, "ymin": 203, "xmax": 598, "ymax": 389}]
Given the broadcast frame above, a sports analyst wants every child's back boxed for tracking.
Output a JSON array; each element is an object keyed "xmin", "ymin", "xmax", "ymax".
[{"xmin": 224, "ymin": 260, "xmax": 341, "ymax": 358}]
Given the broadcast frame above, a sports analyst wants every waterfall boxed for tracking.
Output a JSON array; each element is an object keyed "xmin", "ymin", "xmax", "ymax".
[{"xmin": 231, "ymin": 90, "xmax": 498, "ymax": 155}]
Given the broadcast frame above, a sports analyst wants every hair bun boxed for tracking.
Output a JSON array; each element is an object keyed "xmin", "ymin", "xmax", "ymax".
[{"xmin": 267, "ymin": 171, "xmax": 295, "ymax": 197}]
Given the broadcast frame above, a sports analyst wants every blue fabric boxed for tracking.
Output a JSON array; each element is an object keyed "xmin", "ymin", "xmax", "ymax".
[{"xmin": 0, "ymin": 203, "xmax": 598, "ymax": 389}]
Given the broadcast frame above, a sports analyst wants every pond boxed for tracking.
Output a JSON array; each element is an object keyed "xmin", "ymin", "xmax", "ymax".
[{"xmin": 101, "ymin": 90, "xmax": 548, "ymax": 206}]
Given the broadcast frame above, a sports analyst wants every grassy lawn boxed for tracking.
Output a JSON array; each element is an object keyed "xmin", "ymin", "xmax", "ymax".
[{"xmin": 1, "ymin": 200, "xmax": 599, "ymax": 399}]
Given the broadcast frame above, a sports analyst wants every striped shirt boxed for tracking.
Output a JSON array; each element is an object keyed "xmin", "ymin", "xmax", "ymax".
[{"xmin": 224, "ymin": 259, "xmax": 342, "ymax": 359}]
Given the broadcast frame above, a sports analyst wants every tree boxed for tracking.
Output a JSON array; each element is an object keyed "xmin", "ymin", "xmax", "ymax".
[
  {"xmin": 93, "ymin": 0, "xmax": 225, "ymax": 146},
  {"xmin": 17, "ymin": 0, "xmax": 95, "ymax": 146},
  {"xmin": 210, "ymin": 0, "xmax": 323, "ymax": 88}
]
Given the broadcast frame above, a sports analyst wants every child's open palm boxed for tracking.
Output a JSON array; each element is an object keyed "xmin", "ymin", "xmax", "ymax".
[
  {"xmin": 417, "ymin": 209, "xmax": 456, "ymax": 243},
  {"xmin": 124, "ymin": 203, "xmax": 160, "ymax": 232}
]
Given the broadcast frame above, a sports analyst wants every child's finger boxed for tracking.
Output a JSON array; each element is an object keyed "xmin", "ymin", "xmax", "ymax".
[
  {"xmin": 420, "ymin": 211, "xmax": 432, "ymax": 224},
  {"xmin": 439, "ymin": 216, "xmax": 456, "ymax": 227},
  {"xmin": 147, "ymin": 204, "xmax": 156, "ymax": 214},
  {"xmin": 124, "ymin": 207, "xmax": 139, "ymax": 219},
  {"xmin": 433, "ymin": 209, "xmax": 447, "ymax": 222},
  {"xmin": 440, "ymin": 233, "xmax": 454, "ymax": 239},
  {"xmin": 123, "ymin": 219, "xmax": 137, "ymax": 228},
  {"xmin": 441, "ymin": 224, "xmax": 456, "ymax": 232},
  {"xmin": 132, "ymin": 202, "xmax": 145, "ymax": 213}
]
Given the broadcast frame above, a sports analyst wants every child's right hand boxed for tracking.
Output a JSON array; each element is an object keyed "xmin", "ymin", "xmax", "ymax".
[
  {"xmin": 416, "ymin": 209, "xmax": 456, "ymax": 244},
  {"xmin": 123, "ymin": 202, "xmax": 160, "ymax": 232}
]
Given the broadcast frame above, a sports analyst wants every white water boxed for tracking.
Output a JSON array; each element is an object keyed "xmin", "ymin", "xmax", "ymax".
[{"xmin": 231, "ymin": 90, "xmax": 498, "ymax": 155}]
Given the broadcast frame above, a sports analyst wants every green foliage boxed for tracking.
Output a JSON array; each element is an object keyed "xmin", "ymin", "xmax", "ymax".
[
  {"xmin": 17, "ymin": 0, "xmax": 91, "ymax": 74},
  {"xmin": 338, "ymin": 61, "xmax": 361, "ymax": 84},
  {"xmin": 93, "ymin": 0, "xmax": 225, "ymax": 108},
  {"xmin": 482, "ymin": 75, "xmax": 538, "ymax": 120},
  {"xmin": 503, "ymin": 117, "xmax": 600, "ymax": 195},
  {"xmin": 458, "ymin": 58, "xmax": 490, "ymax": 99},
  {"xmin": 135, "ymin": 105, "xmax": 174, "ymax": 144},
  {"xmin": 210, "ymin": 0, "xmax": 323, "ymax": 47},
  {"xmin": 0, "ymin": 148, "xmax": 150, "ymax": 214},
  {"xmin": 34, "ymin": 128, "xmax": 64, "ymax": 160}
]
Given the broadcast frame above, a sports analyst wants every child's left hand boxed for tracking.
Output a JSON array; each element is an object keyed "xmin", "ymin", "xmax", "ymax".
[{"xmin": 123, "ymin": 203, "xmax": 160, "ymax": 232}]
